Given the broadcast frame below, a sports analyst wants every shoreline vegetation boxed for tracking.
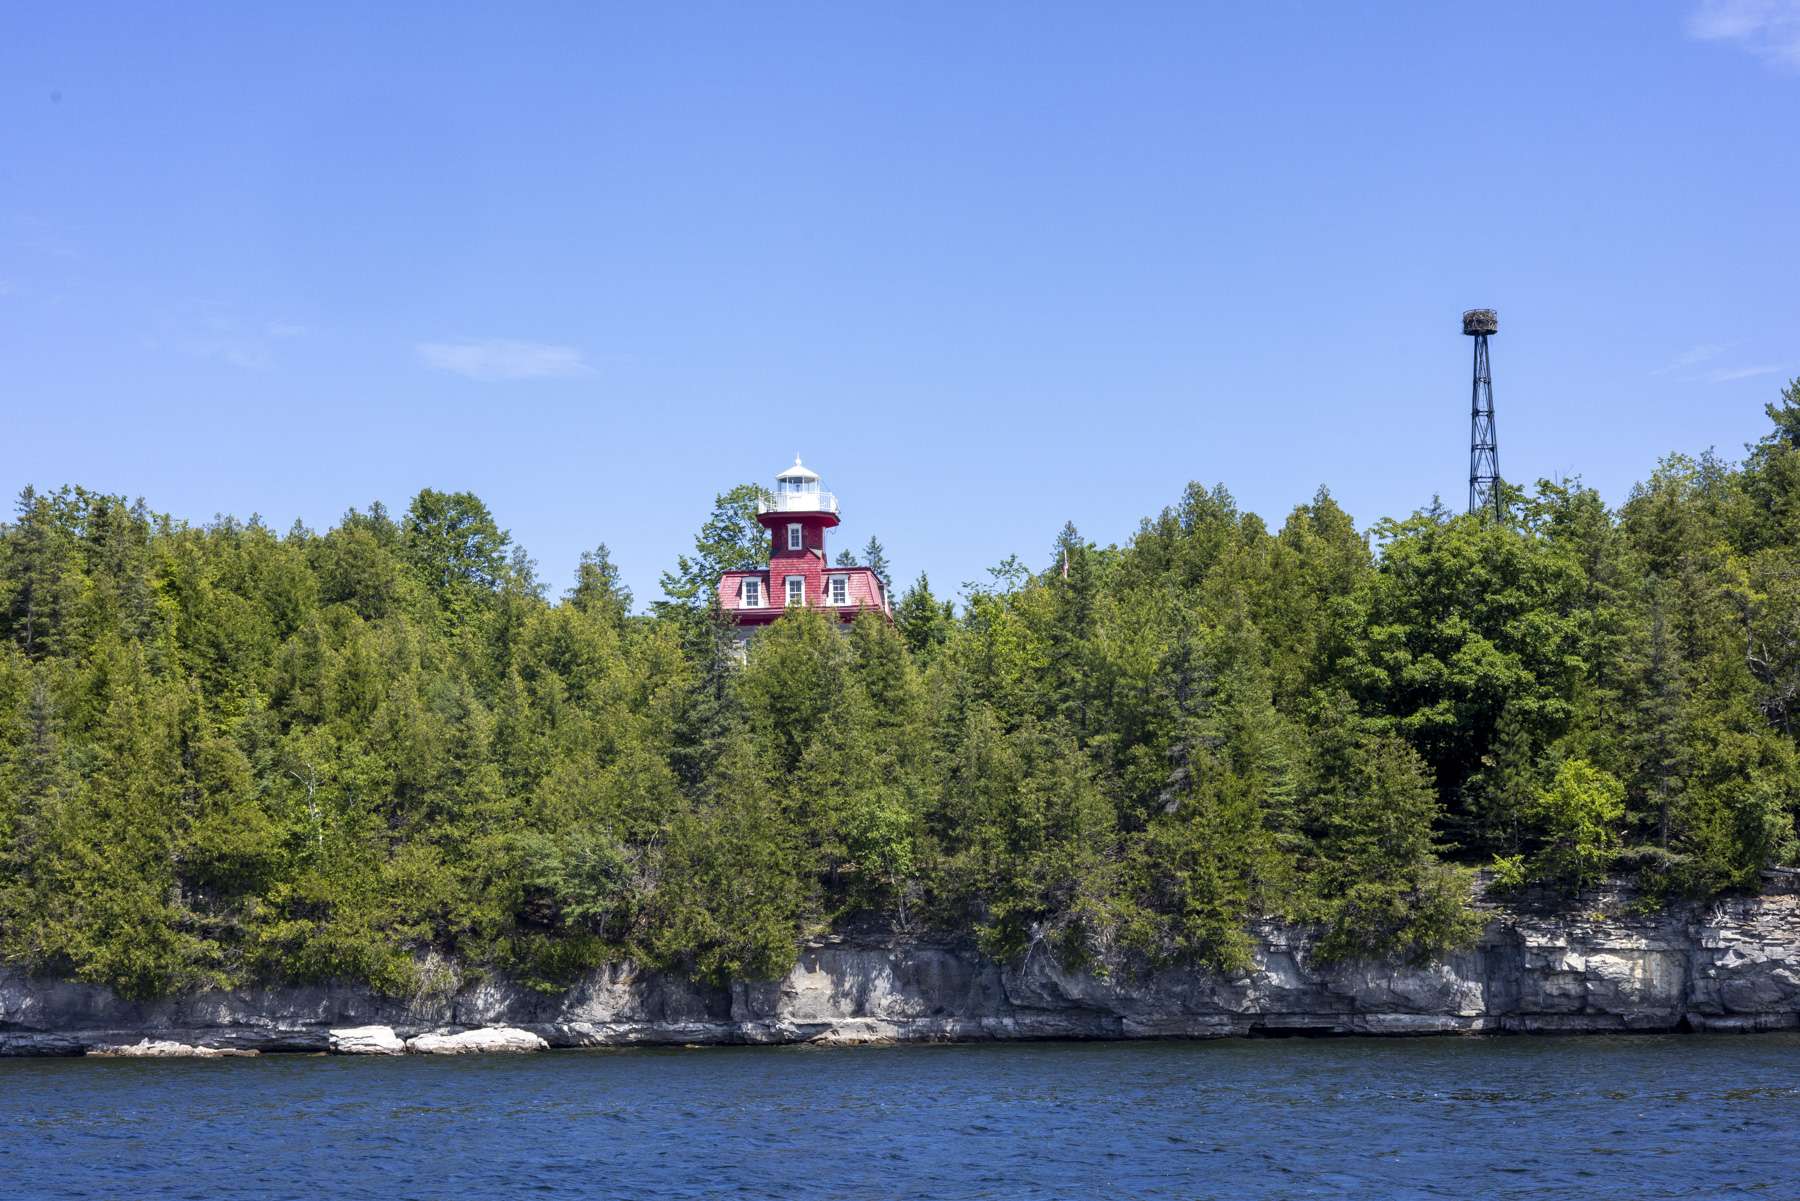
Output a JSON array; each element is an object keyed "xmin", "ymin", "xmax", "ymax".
[{"xmin": 2, "ymin": 385, "xmax": 1798, "ymax": 1006}]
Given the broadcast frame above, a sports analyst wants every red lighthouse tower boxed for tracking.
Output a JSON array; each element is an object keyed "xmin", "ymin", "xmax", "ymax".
[{"xmin": 717, "ymin": 457, "xmax": 891, "ymax": 648}]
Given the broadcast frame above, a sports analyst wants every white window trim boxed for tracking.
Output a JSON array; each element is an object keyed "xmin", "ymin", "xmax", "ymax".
[
  {"xmin": 742, "ymin": 577, "xmax": 762, "ymax": 608},
  {"xmin": 828, "ymin": 575, "xmax": 848, "ymax": 605},
  {"xmin": 787, "ymin": 523, "xmax": 804, "ymax": 551},
  {"xmin": 785, "ymin": 575, "xmax": 805, "ymax": 606}
]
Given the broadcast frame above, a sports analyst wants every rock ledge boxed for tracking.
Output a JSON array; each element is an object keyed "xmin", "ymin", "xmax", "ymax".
[{"xmin": 4, "ymin": 889, "xmax": 1797, "ymax": 1057}]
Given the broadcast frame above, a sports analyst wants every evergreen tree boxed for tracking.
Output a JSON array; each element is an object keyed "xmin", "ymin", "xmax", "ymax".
[
  {"xmin": 1043, "ymin": 521, "xmax": 1102, "ymax": 742},
  {"xmin": 1307, "ymin": 736, "xmax": 1479, "ymax": 964},
  {"xmin": 665, "ymin": 603, "xmax": 747, "ymax": 798},
  {"xmin": 1464, "ymin": 704, "xmax": 1544, "ymax": 857},
  {"xmin": 570, "ymin": 543, "xmax": 632, "ymax": 627},
  {"xmin": 861, "ymin": 535, "xmax": 891, "ymax": 588},
  {"xmin": 895, "ymin": 573, "xmax": 953, "ymax": 658},
  {"xmin": 0, "ymin": 487, "xmax": 86, "ymax": 658},
  {"xmin": 645, "ymin": 735, "xmax": 805, "ymax": 983}
]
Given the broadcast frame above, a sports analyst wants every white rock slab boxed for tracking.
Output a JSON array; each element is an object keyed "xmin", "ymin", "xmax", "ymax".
[
  {"xmin": 406, "ymin": 1026, "xmax": 547, "ymax": 1054},
  {"xmin": 329, "ymin": 1025, "xmax": 406, "ymax": 1055},
  {"xmin": 88, "ymin": 1038, "xmax": 255, "ymax": 1058}
]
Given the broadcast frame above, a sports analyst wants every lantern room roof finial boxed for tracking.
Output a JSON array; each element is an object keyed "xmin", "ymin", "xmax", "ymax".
[{"xmin": 776, "ymin": 456, "xmax": 820, "ymax": 483}]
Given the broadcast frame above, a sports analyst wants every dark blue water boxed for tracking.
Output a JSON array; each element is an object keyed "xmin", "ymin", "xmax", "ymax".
[{"xmin": 3, "ymin": 1035, "xmax": 1799, "ymax": 1199}]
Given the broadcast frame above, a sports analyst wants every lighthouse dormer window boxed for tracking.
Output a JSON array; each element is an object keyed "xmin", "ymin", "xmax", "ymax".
[
  {"xmin": 742, "ymin": 578, "xmax": 762, "ymax": 608},
  {"xmin": 829, "ymin": 575, "xmax": 848, "ymax": 605},
  {"xmin": 787, "ymin": 523, "xmax": 803, "ymax": 551}
]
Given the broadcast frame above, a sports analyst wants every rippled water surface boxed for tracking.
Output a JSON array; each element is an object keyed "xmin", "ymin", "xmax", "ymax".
[{"xmin": 4, "ymin": 1035, "xmax": 1799, "ymax": 1199}]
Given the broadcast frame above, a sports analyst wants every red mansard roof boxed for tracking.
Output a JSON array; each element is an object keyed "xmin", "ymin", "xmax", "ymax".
[{"xmin": 718, "ymin": 562, "xmax": 891, "ymax": 624}]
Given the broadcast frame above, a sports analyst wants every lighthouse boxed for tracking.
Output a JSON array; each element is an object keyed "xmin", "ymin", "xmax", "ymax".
[{"xmin": 717, "ymin": 458, "xmax": 892, "ymax": 650}]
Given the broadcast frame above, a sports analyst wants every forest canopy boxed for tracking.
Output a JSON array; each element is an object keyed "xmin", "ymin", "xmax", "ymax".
[{"xmin": 2, "ymin": 385, "xmax": 1798, "ymax": 1000}]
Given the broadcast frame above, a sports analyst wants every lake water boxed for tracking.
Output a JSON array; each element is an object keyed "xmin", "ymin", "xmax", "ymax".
[{"xmin": 3, "ymin": 1035, "xmax": 1798, "ymax": 1199}]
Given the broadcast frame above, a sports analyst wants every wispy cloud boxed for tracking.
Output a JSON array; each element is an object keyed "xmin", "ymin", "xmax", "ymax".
[
  {"xmin": 179, "ymin": 336, "xmax": 271, "ymax": 370},
  {"xmin": 146, "ymin": 311, "xmax": 309, "ymax": 370},
  {"xmin": 417, "ymin": 339, "xmax": 591, "ymax": 381},
  {"xmin": 1703, "ymin": 363, "xmax": 1786, "ymax": 382},
  {"xmin": 1654, "ymin": 341, "xmax": 1787, "ymax": 384},
  {"xmin": 1687, "ymin": 0, "xmax": 1800, "ymax": 67},
  {"xmin": 1651, "ymin": 342, "xmax": 1727, "ymax": 376}
]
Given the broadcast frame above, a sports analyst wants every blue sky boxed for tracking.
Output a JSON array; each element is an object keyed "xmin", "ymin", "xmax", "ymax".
[{"xmin": 3, "ymin": 2, "xmax": 1797, "ymax": 606}]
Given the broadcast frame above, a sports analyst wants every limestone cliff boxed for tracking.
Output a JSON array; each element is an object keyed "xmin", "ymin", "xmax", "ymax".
[{"xmin": 3, "ymin": 888, "xmax": 1796, "ymax": 1056}]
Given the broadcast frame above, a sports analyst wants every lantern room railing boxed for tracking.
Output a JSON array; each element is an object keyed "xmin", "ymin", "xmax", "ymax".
[{"xmin": 757, "ymin": 491, "xmax": 839, "ymax": 515}]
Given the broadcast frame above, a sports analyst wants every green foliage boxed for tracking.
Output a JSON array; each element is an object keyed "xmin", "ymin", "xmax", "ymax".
[
  {"xmin": 569, "ymin": 543, "xmax": 632, "ymax": 629},
  {"xmin": 643, "ymin": 737, "xmax": 806, "ymax": 983},
  {"xmin": 657, "ymin": 483, "xmax": 769, "ymax": 611},
  {"xmin": 861, "ymin": 535, "xmax": 891, "ymax": 589},
  {"xmin": 1349, "ymin": 509, "xmax": 1585, "ymax": 816},
  {"xmin": 2, "ymin": 389, "xmax": 1798, "ymax": 999},
  {"xmin": 402, "ymin": 490, "xmax": 512, "ymax": 600},
  {"xmin": 945, "ymin": 712, "xmax": 1127, "ymax": 970},
  {"xmin": 895, "ymin": 572, "xmax": 954, "ymax": 660},
  {"xmin": 1516, "ymin": 759, "xmax": 1626, "ymax": 893},
  {"xmin": 1304, "ymin": 735, "xmax": 1481, "ymax": 964}
]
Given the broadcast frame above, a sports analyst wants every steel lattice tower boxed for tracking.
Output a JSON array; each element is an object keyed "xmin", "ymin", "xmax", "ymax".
[{"xmin": 1463, "ymin": 308, "xmax": 1500, "ymax": 520}]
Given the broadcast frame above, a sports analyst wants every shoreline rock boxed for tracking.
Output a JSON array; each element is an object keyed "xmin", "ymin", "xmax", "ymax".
[
  {"xmin": 406, "ymin": 1027, "xmax": 548, "ymax": 1055},
  {"xmin": 3, "ymin": 888, "xmax": 1797, "ymax": 1058},
  {"xmin": 86, "ymin": 1038, "xmax": 259, "ymax": 1058},
  {"xmin": 329, "ymin": 1025, "xmax": 406, "ymax": 1056}
]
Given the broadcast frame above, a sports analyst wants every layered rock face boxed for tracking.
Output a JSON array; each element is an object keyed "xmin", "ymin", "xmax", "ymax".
[{"xmin": 2, "ymin": 890, "xmax": 1796, "ymax": 1056}]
